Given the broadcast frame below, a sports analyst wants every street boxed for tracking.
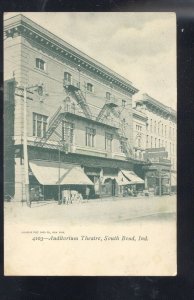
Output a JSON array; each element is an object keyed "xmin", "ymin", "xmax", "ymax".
[
  {"xmin": 4, "ymin": 194, "xmax": 176, "ymax": 225},
  {"xmin": 4, "ymin": 194, "xmax": 177, "ymax": 276}
]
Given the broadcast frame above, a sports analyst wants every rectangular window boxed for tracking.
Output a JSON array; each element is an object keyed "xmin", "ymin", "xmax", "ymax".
[
  {"xmin": 146, "ymin": 135, "xmax": 149, "ymax": 148},
  {"xmin": 165, "ymin": 125, "xmax": 167, "ymax": 137},
  {"xmin": 169, "ymin": 126, "xmax": 171, "ymax": 138},
  {"xmin": 106, "ymin": 92, "xmax": 111, "ymax": 100},
  {"xmin": 120, "ymin": 140, "xmax": 126, "ymax": 153},
  {"xmin": 33, "ymin": 113, "xmax": 48, "ymax": 138},
  {"xmin": 62, "ymin": 121, "xmax": 74, "ymax": 144},
  {"xmin": 151, "ymin": 136, "xmax": 153, "ymax": 148},
  {"xmin": 36, "ymin": 58, "xmax": 46, "ymax": 71},
  {"xmin": 87, "ymin": 83, "xmax": 93, "ymax": 92},
  {"xmin": 155, "ymin": 138, "xmax": 157, "ymax": 148},
  {"xmin": 86, "ymin": 127, "xmax": 96, "ymax": 147},
  {"xmin": 122, "ymin": 100, "xmax": 126, "ymax": 107},
  {"xmin": 64, "ymin": 72, "xmax": 72, "ymax": 83},
  {"xmin": 150, "ymin": 119, "xmax": 152, "ymax": 133},
  {"xmin": 136, "ymin": 125, "xmax": 142, "ymax": 131},
  {"xmin": 154, "ymin": 121, "xmax": 156, "ymax": 133},
  {"xmin": 105, "ymin": 133, "xmax": 113, "ymax": 152}
]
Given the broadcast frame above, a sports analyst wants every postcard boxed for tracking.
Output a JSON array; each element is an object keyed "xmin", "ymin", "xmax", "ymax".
[{"xmin": 4, "ymin": 12, "xmax": 176, "ymax": 276}]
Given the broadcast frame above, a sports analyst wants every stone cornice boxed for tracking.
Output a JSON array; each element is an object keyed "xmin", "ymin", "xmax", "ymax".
[
  {"xmin": 132, "ymin": 109, "xmax": 148, "ymax": 122},
  {"xmin": 138, "ymin": 93, "xmax": 177, "ymax": 121},
  {"xmin": 4, "ymin": 14, "xmax": 139, "ymax": 95}
]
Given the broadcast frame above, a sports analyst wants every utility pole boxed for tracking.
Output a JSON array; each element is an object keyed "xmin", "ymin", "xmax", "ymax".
[
  {"xmin": 23, "ymin": 83, "xmax": 46, "ymax": 207},
  {"xmin": 58, "ymin": 144, "xmax": 61, "ymax": 205},
  {"xmin": 23, "ymin": 85, "xmax": 30, "ymax": 207}
]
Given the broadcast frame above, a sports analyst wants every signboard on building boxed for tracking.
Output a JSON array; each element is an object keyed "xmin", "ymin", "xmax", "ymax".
[{"xmin": 144, "ymin": 148, "xmax": 170, "ymax": 163}]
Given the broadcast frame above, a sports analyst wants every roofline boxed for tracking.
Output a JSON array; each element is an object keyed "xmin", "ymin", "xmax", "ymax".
[
  {"xmin": 136, "ymin": 93, "xmax": 176, "ymax": 118},
  {"xmin": 4, "ymin": 14, "xmax": 139, "ymax": 95}
]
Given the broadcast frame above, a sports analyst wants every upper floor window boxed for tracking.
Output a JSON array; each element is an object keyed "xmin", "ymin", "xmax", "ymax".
[
  {"xmin": 106, "ymin": 92, "xmax": 111, "ymax": 100},
  {"xmin": 146, "ymin": 135, "xmax": 149, "ymax": 148},
  {"xmin": 154, "ymin": 121, "xmax": 157, "ymax": 133},
  {"xmin": 120, "ymin": 140, "xmax": 126, "ymax": 153},
  {"xmin": 155, "ymin": 138, "xmax": 157, "ymax": 148},
  {"xmin": 165, "ymin": 125, "xmax": 167, "ymax": 137},
  {"xmin": 36, "ymin": 58, "xmax": 46, "ymax": 71},
  {"xmin": 169, "ymin": 126, "xmax": 171, "ymax": 138},
  {"xmin": 161, "ymin": 124, "xmax": 163, "ymax": 136},
  {"xmin": 136, "ymin": 125, "xmax": 142, "ymax": 131},
  {"xmin": 122, "ymin": 100, "xmax": 126, "ymax": 107},
  {"xmin": 86, "ymin": 127, "xmax": 96, "ymax": 147},
  {"xmin": 62, "ymin": 121, "xmax": 74, "ymax": 144},
  {"xmin": 105, "ymin": 132, "xmax": 113, "ymax": 152},
  {"xmin": 87, "ymin": 83, "xmax": 94, "ymax": 93},
  {"xmin": 150, "ymin": 119, "xmax": 152, "ymax": 132},
  {"xmin": 137, "ymin": 137, "xmax": 141, "ymax": 148},
  {"xmin": 33, "ymin": 113, "xmax": 48, "ymax": 138},
  {"xmin": 64, "ymin": 72, "xmax": 72, "ymax": 83}
]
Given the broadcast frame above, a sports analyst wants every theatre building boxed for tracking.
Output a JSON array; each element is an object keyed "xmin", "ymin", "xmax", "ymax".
[{"xmin": 4, "ymin": 14, "xmax": 145, "ymax": 202}]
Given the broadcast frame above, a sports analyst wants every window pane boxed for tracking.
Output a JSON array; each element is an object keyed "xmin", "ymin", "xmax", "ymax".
[
  {"xmin": 37, "ymin": 121, "xmax": 42, "ymax": 137},
  {"xmin": 33, "ymin": 113, "xmax": 48, "ymax": 137},
  {"xmin": 106, "ymin": 92, "xmax": 110, "ymax": 100}
]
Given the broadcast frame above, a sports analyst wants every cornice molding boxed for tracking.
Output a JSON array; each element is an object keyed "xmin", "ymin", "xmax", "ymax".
[{"xmin": 4, "ymin": 14, "xmax": 139, "ymax": 96}]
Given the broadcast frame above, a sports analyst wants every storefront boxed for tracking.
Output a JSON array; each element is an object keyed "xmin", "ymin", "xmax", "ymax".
[
  {"xmin": 144, "ymin": 168, "xmax": 171, "ymax": 196},
  {"xmin": 84, "ymin": 167, "xmax": 102, "ymax": 198},
  {"xmin": 29, "ymin": 160, "xmax": 94, "ymax": 201}
]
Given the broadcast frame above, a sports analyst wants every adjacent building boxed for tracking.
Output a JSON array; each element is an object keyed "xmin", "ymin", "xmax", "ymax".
[
  {"xmin": 133, "ymin": 93, "xmax": 177, "ymax": 194},
  {"xmin": 4, "ymin": 14, "xmax": 146, "ymax": 202}
]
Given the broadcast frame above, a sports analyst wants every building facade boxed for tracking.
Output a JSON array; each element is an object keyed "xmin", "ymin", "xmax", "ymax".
[
  {"xmin": 132, "ymin": 109, "xmax": 147, "ymax": 160},
  {"xmin": 133, "ymin": 93, "xmax": 177, "ymax": 194},
  {"xmin": 4, "ymin": 14, "xmax": 145, "ymax": 201}
]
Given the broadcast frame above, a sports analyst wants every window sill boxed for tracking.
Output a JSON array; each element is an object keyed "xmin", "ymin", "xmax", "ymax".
[{"xmin": 34, "ymin": 67, "xmax": 48, "ymax": 75}]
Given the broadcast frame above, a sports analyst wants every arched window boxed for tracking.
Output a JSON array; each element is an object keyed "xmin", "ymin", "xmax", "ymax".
[
  {"xmin": 64, "ymin": 72, "xmax": 72, "ymax": 83},
  {"xmin": 36, "ymin": 58, "xmax": 46, "ymax": 71}
]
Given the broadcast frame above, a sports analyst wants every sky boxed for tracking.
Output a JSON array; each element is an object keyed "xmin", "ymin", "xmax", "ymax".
[{"xmin": 4, "ymin": 12, "xmax": 177, "ymax": 110}]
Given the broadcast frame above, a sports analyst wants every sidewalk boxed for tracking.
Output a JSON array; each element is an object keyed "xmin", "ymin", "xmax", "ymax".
[{"xmin": 4, "ymin": 193, "xmax": 176, "ymax": 208}]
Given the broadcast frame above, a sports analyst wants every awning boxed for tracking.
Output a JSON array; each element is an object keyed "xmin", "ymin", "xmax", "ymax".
[
  {"xmin": 121, "ymin": 170, "xmax": 144, "ymax": 185},
  {"xmin": 117, "ymin": 171, "xmax": 131, "ymax": 185},
  {"xmin": 171, "ymin": 173, "xmax": 177, "ymax": 186},
  {"xmin": 29, "ymin": 160, "xmax": 94, "ymax": 185}
]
